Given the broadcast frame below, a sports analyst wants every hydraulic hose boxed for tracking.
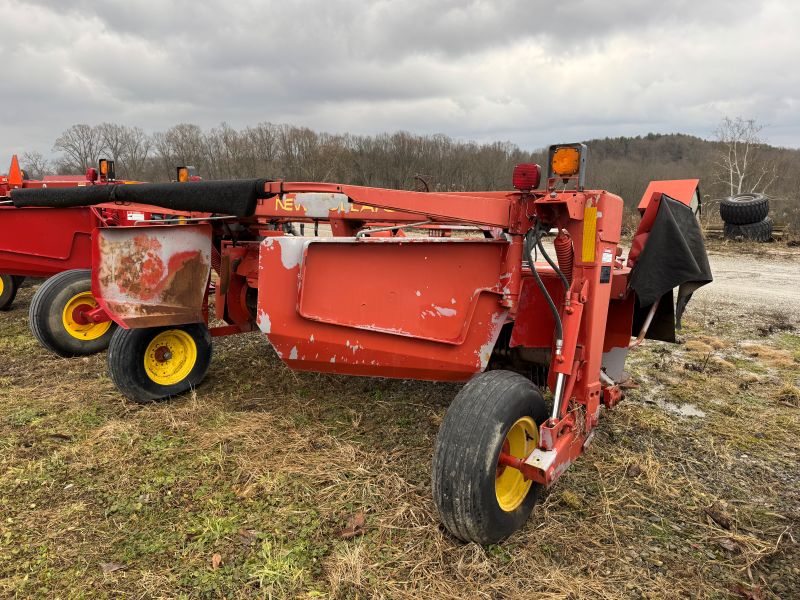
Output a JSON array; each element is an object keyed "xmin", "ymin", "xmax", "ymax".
[{"xmin": 526, "ymin": 222, "xmax": 563, "ymax": 346}]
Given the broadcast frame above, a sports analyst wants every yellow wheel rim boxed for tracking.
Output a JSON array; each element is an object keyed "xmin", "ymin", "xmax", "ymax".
[
  {"xmin": 495, "ymin": 416, "xmax": 538, "ymax": 512},
  {"xmin": 61, "ymin": 291, "xmax": 112, "ymax": 341},
  {"xmin": 0, "ymin": 276, "xmax": 5, "ymax": 296},
  {"xmin": 144, "ymin": 329, "xmax": 197, "ymax": 386}
]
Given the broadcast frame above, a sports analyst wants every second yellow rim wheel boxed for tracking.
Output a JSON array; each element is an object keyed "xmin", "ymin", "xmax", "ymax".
[
  {"xmin": 495, "ymin": 416, "xmax": 538, "ymax": 512},
  {"xmin": 61, "ymin": 291, "xmax": 112, "ymax": 340},
  {"xmin": 144, "ymin": 329, "xmax": 198, "ymax": 386}
]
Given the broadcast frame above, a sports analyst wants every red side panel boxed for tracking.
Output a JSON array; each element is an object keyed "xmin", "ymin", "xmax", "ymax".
[
  {"xmin": 509, "ymin": 271, "xmax": 564, "ymax": 349},
  {"xmin": 92, "ymin": 224, "xmax": 211, "ymax": 328},
  {"xmin": 257, "ymin": 237, "xmax": 509, "ymax": 381},
  {"xmin": 637, "ymin": 179, "xmax": 699, "ymax": 213},
  {"xmin": 0, "ymin": 206, "xmax": 98, "ymax": 277}
]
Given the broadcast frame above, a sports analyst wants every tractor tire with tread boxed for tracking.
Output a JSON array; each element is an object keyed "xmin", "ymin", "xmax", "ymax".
[
  {"xmin": 0, "ymin": 274, "xmax": 19, "ymax": 311},
  {"xmin": 719, "ymin": 193, "xmax": 769, "ymax": 225},
  {"xmin": 107, "ymin": 323, "xmax": 213, "ymax": 403},
  {"xmin": 723, "ymin": 217, "xmax": 773, "ymax": 242},
  {"xmin": 432, "ymin": 370, "xmax": 548, "ymax": 545},
  {"xmin": 29, "ymin": 269, "xmax": 116, "ymax": 356}
]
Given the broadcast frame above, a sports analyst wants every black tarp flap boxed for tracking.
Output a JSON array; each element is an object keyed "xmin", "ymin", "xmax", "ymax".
[
  {"xmin": 629, "ymin": 195, "xmax": 712, "ymax": 334},
  {"xmin": 10, "ymin": 179, "xmax": 270, "ymax": 218}
]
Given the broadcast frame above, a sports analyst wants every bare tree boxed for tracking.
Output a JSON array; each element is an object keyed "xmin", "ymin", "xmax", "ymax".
[
  {"xmin": 20, "ymin": 151, "xmax": 53, "ymax": 180},
  {"xmin": 714, "ymin": 116, "xmax": 777, "ymax": 196},
  {"xmin": 120, "ymin": 126, "xmax": 152, "ymax": 180},
  {"xmin": 98, "ymin": 123, "xmax": 151, "ymax": 179},
  {"xmin": 53, "ymin": 124, "xmax": 106, "ymax": 173}
]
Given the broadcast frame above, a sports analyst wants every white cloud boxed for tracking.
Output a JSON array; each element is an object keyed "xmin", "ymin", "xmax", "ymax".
[{"xmin": 1, "ymin": 0, "xmax": 798, "ymax": 163}]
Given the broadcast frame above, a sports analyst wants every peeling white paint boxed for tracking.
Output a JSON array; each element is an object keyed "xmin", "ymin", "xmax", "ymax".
[
  {"xmin": 330, "ymin": 356, "xmax": 336, "ymax": 363},
  {"xmin": 309, "ymin": 334, "xmax": 315, "ymax": 342},
  {"xmin": 475, "ymin": 310, "xmax": 508, "ymax": 370},
  {"xmin": 273, "ymin": 237, "xmax": 305, "ymax": 270},
  {"xmin": 415, "ymin": 290, "xmax": 421, "ymax": 297},
  {"xmin": 451, "ymin": 297, "xmax": 456, "ymax": 304},
  {"xmin": 433, "ymin": 305, "xmax": 456, "ymax": 317},
  {"xmin": 258, "ymin": 309, "xmax": 271, "ymax": 334},
  {"xmin": 291, "ymin": 192, "xmax": 349, "ymax": 218},
  {"xmin": 289, "ymin": 346, "xmax": 298, "ymax": 360}
]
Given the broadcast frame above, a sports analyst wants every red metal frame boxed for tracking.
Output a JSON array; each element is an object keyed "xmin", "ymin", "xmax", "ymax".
[{"xmin": 84, "ymin": 174, "xmax": 651, "ymax": 489}]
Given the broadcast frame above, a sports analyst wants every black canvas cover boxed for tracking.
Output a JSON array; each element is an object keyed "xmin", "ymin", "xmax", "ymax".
[
  {"xmin": 11, "ymin": 179, "xmax": 269, "ymax": 218},
  {"xmin": 629, "ymin": 195, "xmax": 712, "ymax": 341}
]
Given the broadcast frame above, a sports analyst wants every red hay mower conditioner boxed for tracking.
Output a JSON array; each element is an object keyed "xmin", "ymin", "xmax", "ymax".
[{"xmin": 10, "ymin": 144, "xmax": 712, "ymax": 544}]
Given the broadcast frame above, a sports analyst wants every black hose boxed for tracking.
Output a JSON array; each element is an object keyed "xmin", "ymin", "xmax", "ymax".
[
  {"xmin": 535, "ymin": 228, "xmax": 570, "ymax": 302},
  {"xmin": 526, "ymin": 222, "xmax": 563, "ymax": 343}
]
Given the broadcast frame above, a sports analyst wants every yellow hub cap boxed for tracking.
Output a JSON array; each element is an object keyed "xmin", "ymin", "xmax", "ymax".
[
  {"xmin": 144, "ymin": 329, "xmax": 197, "ymax": 386},
  {"xmin": 495, "ymin": 416, "xmax": 538, "ymax": 512},
  {"xmin": 0, "ymin": 276, "xmax": 5, "ymax": 296},
  {"xmin": 61, "ymin": 292, "xmax": 112, "ymax": 341}
]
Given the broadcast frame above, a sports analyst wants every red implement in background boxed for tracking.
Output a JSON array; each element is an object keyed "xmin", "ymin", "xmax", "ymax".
[{"xmin": 637, "ymin": 179, "xmax": 700, "ymax": 214}]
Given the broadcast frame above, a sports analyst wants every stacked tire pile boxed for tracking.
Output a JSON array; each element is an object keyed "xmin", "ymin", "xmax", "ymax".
[{"xmin": 720, "ymin": 193, "xmax": 772, "ymax": 242}]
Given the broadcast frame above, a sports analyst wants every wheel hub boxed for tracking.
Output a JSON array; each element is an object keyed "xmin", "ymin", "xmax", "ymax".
[
  {"xmin": 495, "ymin": 416, "xmax": 538, "ymax": 512},
  {"xmin": 61, "ymin": 292, "xmax": 112, "ymax": 340},
  {"xmin": 143, "ymin": 329, "xmax": 198, "ymax": 386},
  {"xmin": 154, "ymin": 346, "xmax": 173, "ymax": 362}
]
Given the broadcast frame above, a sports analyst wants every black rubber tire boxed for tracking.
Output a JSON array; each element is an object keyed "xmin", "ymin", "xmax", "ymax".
[
  {"xmin": 107, "ymin": 323, "xmax": 213, "ymax": 403},
  {"xmin": 29, "ymin": 269, "xmax": 117, "ymax": 356},
  {"xmin": 0, "ymin": 273, "xmax": 18, "ymax": 311},
  {"xmin": 723, "ymin": 217, "xmax": 773, "ymax": 242},
  {"xmin": 432, "ymin": 370, "xmax": 548, "ymax": 545},
  {"xmin": 719, "ymin": 193, "xmax": 769, "ymax": 225}
]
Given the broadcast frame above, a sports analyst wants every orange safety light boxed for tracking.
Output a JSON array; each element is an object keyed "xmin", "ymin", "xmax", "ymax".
[
  {"xmin": 176, "ymin": 166, "xmax": 198, "ymax": 182},
  {"xmin": 547, "ymin": 143, "xmax": 587, "ymax": 191},
  {"xmin": 98, "ymin": 159, "xmax": 115, "ymax": 181},
  {"xmin": 551, "ymin": 147, "xmax": 581, "ymax": 177}
]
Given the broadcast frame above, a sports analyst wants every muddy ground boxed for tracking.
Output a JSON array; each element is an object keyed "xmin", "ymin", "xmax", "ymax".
[{"xmin": 0, "ymin": 243, "xmax": 798, "ymax": 599}]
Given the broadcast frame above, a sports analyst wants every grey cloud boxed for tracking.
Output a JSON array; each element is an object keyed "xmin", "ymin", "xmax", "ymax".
[{"xmin": 1, "ymin": 0, "xmax": 798, "ymax": 162}]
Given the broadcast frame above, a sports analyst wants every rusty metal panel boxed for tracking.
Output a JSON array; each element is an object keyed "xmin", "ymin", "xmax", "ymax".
[
  {"xmin": 257, "ymin": 236, "xmax": 509, "ymax": 381},
  {"xmin": 92, "ymin": 224, "xmax": 211, "ymax": 328}
]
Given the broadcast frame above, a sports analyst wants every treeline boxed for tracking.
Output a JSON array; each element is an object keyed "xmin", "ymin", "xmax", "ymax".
[
  {"xmin": 19, "ymin": 123, "xmax": 800, "ymax": 221},
  {"xmin": 28, "ymin": 123, "xmax": 541, "ymax": 194}
]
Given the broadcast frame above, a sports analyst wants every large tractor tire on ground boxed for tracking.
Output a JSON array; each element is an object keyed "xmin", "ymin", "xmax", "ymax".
[
  {"xmin": 432, "ymin": 370, "xmax": 548, "ymax": 545},
  {"xmin": 107, "ymin": 323, "xmax": 213, "ymax": 403},
  {"xmin": 0, "ymin": 274, "xmax": 19, "ymax": 311},
  {"xmin": 719, "ymin": 193, "xmax": 769, "ymax": 225},
  {"xmin": 723, "ymin": 217, "xmax": 773, "ymax": 242},
  {"xmin": 29, "ymin": 269, "xmax": 116, "ymax": 356}
]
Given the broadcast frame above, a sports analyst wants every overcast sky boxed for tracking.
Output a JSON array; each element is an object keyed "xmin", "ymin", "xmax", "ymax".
[{"xmin": 1, "ymin": 0, "xmax": 799, "ymax": 162}]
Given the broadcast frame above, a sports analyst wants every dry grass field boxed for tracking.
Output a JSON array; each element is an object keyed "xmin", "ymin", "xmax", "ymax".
[{"xmin": 0, "ymin": 246, "xmax": 798, "ymax": 599}]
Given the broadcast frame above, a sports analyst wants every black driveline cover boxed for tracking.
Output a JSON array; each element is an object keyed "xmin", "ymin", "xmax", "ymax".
[
  {"xmin": 11, "ymin": 179, "xmax": 269, "ymax": 218},
  {"xmin": 629, "ymin": 195, "xmax": 713, "ymax": 340}
]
